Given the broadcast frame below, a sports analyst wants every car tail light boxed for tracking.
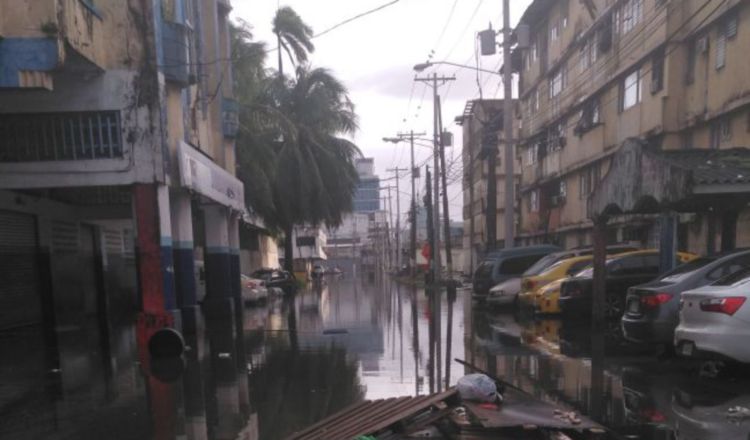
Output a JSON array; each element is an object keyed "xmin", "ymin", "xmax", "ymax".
[
  {"xmin": 699, "ymin": 297, "xmax": 746, "ymax": 316},
  {"xmin": 640, "ymin": 409, "xmax": 667, "ymax": 423},
  {"xmin": 641, "ymin": 293, "xmax": 673, "ymax": 309}
]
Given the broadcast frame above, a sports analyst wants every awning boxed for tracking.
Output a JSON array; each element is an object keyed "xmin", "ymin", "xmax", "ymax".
[
  {"xmin": 177, "ymin": 141, "xmax": 245, "ymax": 213},
  {"xmin": 588, "ymin": 139, "xmax": 750, "ymax": 219}
]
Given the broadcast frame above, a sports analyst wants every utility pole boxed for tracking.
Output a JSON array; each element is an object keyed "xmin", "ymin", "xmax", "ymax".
[
  {"xmin": 381, "ymin": 185, "xmax": 395, "ymax": 270},
  {"xmin": 502, "ymin": 0, "xmax": 515, "ymax": 249},
  {"xmin": 424, "ymin": 166, "xmax": 435, "ymax": 285},
  {"xmin": 392, "ymin": 131, "xmax": 426, "ymax": 277},
  {"xmin": 415, "ymin": 73, "xmax": 455, "ymax": 285},
  {"xmin": 436, "ymin": 99, "xmax": 454, "ymax": 282},
  {"xmin": 381, "ymin": 194, "xmax": 392, "ymax": 271},
  {"xmin": 387, "ymin": 168, "xmax": 407, "ymax": 271}
]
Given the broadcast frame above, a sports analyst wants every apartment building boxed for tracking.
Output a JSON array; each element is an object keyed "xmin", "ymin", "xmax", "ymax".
[
  {"xmin": 514, "ymin": 0, "xmax": 750, "ymax": 252},
  {"xmin": 457, "ymin": 99, "xmax": 520, "ymax": 272},
  {"xmin": 0, "ymin": 1, "xmax": 257, "ymax": 431}
]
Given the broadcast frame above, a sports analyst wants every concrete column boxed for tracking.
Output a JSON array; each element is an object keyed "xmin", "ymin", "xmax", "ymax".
[
  {"xmin": 228, "ymin": 213, "xmax": 250, "ymax": 413},
  {"xmin": 659, "ymin": 212, "xmax": 677, "ymax": 273},
  {"xmin": 170, "ymin": 192, "xmax": 208, "ymax": 440},
  {"xmin": 132, "ymin": 184, "xmax": 177, "ymax": 314}
]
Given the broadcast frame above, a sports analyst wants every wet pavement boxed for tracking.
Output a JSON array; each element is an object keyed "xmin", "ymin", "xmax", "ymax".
[{"xmin": 2, "ymin": 276, "xmax": 750, "ymax": 439}]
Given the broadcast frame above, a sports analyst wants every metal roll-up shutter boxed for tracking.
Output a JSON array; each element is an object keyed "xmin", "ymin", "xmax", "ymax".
[{"xmin": 0, "ymin": 210, "xmax": 41, "ymax": 330}]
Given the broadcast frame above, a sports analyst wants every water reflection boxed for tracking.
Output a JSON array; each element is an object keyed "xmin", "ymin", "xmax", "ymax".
[{"xmin": 469, "ymin": 307, "xmax": 750, "ymax": 440}]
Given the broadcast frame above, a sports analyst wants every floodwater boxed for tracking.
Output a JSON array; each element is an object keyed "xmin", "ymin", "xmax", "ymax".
[{"xmin": 2, "ymin": 276, "xmax": 750, "ymax": 440}]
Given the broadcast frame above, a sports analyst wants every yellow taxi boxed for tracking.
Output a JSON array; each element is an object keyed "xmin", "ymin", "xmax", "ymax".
[
  {"xmin": 537, "ymin": 277, "xmax": 566, "ymax": 314},
  {"xmin": 517, "ymin": 255, "xmax": 594, "ymax": 308}
]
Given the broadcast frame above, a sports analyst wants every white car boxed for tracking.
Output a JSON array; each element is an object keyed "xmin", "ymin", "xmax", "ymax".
[
  {"xmin": 486, "ymin": 277, "xmax": 522, "ymax": 306},
  {"xmin": 675, "ymin": 267, "xmax": 750, "ymax": 363},
  {"xmin": 241, "ymin": 275, "xmax": 269, "ymax": 304}
]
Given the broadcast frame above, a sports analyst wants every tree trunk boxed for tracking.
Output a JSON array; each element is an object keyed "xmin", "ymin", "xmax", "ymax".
[
  {"xmin": 284, "ymin": 223, "xmax": 294, "ymax": 273},
  {"xmin": 277, "ymin": 32, "xmax": 284, "ymax": 77}
]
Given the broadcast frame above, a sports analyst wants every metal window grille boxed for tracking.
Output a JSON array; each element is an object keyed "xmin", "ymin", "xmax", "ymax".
[{"xmin": 0, "ymin": 111, "xmax": 123, "ymax": 162}]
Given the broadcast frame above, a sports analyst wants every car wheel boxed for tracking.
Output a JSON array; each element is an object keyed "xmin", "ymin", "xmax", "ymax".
[{"xmin": 604, "ymin": 294, "xmax": 625, "ymax": 319}]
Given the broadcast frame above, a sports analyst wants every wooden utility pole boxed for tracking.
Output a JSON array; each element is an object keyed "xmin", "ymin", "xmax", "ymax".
[
  {"xmin": 393, "ymin": 131, "xmax": 427, "ymax": 277},
  {"xmin": 415, "ymin": 73, "xmax": 455, "ymax": 285},
  {"xmin": 387, "ymin": 168, "xmax": 408, "ymax": 271},
  {"xmin": 436, "ymin": 99, "xmax": 454, "ymax": 281}
]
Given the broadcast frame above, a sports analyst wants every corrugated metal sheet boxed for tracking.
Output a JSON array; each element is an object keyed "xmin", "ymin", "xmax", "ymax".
[
  {"xmin": 658, "ymin": 147, "xmax": 750, "ymax": 185},
  {"xmin": 285, "ymin": 389, "xmax": 457, "ymax": 440}
]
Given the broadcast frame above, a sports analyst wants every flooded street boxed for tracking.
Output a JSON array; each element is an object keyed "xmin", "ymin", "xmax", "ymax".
[{"xmin": 3, "ymin": 276, "xmax": 750, "ymax": 439}]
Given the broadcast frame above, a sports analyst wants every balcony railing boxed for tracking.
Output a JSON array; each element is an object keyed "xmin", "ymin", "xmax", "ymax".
[
  {"xmin": 222, "ymin": 97, "xmax": 239, "ymax": 138},
  {"xmin": 0, "ymin": 111, "xmax": 123, "ymax": 162}
]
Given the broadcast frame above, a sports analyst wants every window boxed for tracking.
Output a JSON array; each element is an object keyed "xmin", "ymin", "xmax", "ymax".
[
  {"xmin": 548, "ymin": 121, "xmax": 566, "ymax": 151},
  {"xmin": 575, "ymin": 99, "xmax": 600, "ymax": 136},
  {"xmin": 621, "ymin": 0, "xmax": 643, "ymax": 34},
  {"xmin": 296, "ymin": 236, "xmax": 316, "ymax": 247},
  {"xmin": 621, "ymin": 69, "xmax": 641, "ymax": 110},
  {"xmin": 500, "ymin": 255, "xmax": 545, "ymax": 276},
  {"xmin": 726, "ymin": 14, "xmax": 738, "ymax": 39},
  {"xmin": 685, "ymin": 39, "xmax": 697, "ymax": 85},
  {"xmin": 710, "ymin": 118, "xmax": 731, "ymax": 149},
  {"xmin": 716, "ymin": 31, "xmax": 727, "ymax": 70},
  {"xmin": 559, "ymin": 180, "xmax": 567, "ymax": 197},
  {"xmin": 549, "ymin": 69, "xmax": 564, "ymax": 98},
  {"xmin": 530, "ymin": 190, "xmax": 540, "ymax": 212},
  {"xmin": 567, "ymin": 260, "xmax": 592, "ymax": 276},
  {"xmin": 530, "ymin": 88, "xmax": 539, "ymax": 113},
  {"xmin": 651, "ymin": 49, "xmax": 665, "ymax": 93},
  {"xmin": 531, "ymin": 42, "xmax": 538, "ymax": 62},
  {"xmin": 527, "ymin": 144, "xmax": 539, "ymax": 165},
  {"xmin": 551, "ymin": 24, "xmax": 559, "ymax": 42},
  {"xmin": 579, "ymin": 165, "xmax": 601, "ymax": 199}
]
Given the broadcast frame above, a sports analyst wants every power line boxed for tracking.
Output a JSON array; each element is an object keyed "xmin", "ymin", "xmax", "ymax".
[{"xmin": 315, "ymin": 0, "xmax": 402, "ymax": 38}]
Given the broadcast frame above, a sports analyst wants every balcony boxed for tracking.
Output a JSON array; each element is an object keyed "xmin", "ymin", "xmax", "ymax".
[
  {"xmin": 0, "ymin": 0, "xmax": 105, "ymax": 90},
  {"xmin": 162, "ymin": 21, "xmax": 191, "ymax": 86},
  {"xmin": 0, "ymin": 111, "xmax": 123, "ymax": 162}
]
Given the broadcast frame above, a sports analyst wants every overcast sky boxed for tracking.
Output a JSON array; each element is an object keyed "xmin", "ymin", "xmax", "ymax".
[{"xmin": 231, "ymin": 0, "xmax": 532, "ymax": 224}]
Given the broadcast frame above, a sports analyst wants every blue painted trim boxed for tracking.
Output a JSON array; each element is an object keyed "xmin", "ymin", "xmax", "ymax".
[
  {"xmin": 206, "ymin": 246, "xmax": 230, "ymax": 255},
  {"xmin": 229, "ymin": 248, "xmax": 240, "ymax": 256},
  {"xmin": 160, "ymin": 236, "xmax": 173, "ymax": 247},
  {"xmin": 79, "ymin": 0, "xmax": 104, "ymax": 20},
  {"xmin": 0, "ymin": 38, "xmax": 59, "ymax": 87},
  {"xmin": 173, "ymin": 240, "xmax": 194, "ymax": 250}
]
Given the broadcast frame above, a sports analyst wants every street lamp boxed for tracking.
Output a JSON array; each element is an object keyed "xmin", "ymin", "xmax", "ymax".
[{"xmin": 413, "ymin": 61, "xmax": 501, "ymax": 76}]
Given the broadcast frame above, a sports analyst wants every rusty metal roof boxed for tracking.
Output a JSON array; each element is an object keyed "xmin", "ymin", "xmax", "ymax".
[
  {"xmin": 658, "ymin": 147, "xmax": 750, "ymax": 186},
  {"xmin": 284, "ymin": 389, "xmax": 457, "ymax": 440}
]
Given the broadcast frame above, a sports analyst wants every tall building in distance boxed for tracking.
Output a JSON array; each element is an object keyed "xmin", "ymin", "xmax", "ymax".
[{"xmin": 354, "ymin": 158, "xmax": 381, "ymax": 212}]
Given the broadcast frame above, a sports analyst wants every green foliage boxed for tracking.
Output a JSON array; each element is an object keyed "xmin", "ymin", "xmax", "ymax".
[
  {"xmin": 231, "ymin": 12, "xmax": 361, "ymax": 241},
  {"xmin": 272, "ymin": 6, "xmax": 315, "ymax": 73}
]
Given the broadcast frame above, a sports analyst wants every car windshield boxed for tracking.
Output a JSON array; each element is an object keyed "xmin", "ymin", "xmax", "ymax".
[
  {"xmin": 475, "ymin": 261, "xmax": 494, "ymax": 278},
  {"xmin": 523, "ymin": 254, "xmax": 560, "ymax": 276},
  {"xmin": 658, "ymin": 257, "xmax": 716, "ymax": 283}
]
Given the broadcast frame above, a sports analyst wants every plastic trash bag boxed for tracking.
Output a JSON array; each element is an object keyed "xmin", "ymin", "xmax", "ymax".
[{"xmin": 456, "ymin": 374, "xmax": 502, "ymax": 403}]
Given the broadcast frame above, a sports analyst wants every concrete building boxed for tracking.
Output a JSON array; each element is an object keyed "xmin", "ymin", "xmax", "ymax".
[
  {"xmin": 353, "ymin": 157, "xmax": 381, "ymax": 212},
  {"xmin": 282, "ymin": 225, "xmax": 328, "ymax": 279},
  {"xmin": 456, "ymin": 99, "xmax": 521, "ymax": 272},
  {"xmin": 513, "ymin": 0, "xmax": 750, "ymax": 253},
  {"xmin": 0, "ymin": 1, "xmax": 259, "ymax": 435}
]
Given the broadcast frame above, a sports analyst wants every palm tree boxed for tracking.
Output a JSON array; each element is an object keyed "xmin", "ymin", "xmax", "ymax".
[
  {"xmin": 269, "ymin": 67, "xmax": 360, "ymax": 272},
  {"xmin": 272, "ymin": 6, "xmax": 314, "ymax": 76},
  {"xmin": 232, "ymin": 25, "xmax": 360, "ymax": 273}
]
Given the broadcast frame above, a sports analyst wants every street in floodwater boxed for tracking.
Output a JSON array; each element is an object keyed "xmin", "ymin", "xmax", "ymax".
[{"xmin": 3, "ymin": 275, "xmax": 750, "ymax": 439}]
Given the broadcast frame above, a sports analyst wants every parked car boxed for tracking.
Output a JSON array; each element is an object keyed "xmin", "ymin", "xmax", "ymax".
[
  {"xmin": 517, "ymin": 255, "xmax": 595, "ymax": 308},
  {"xmin": 536, "ymin": 278, "xmax": 566, "ymax": 314},
  {"xmin": 241, "ymin": 275, "xmax": 269, "ymax": 304},
  {"xmin": 486, "ymin": 277, "xmax": 522, "ymax": 306},
  {"xmin": 251, "ymin": 268, "xmax": 297, "ymax": 293},
  {"xmin": 674, "ymin": 266, "xmax": 750, "ymax": 363},
  {"xmin": 622, "ymin": 249, "xmax": 750, "ymax": 347},
  {"xmin": 473, "ymin": 245, "xmax": 561, "ymax": 300},
  {"xmin": 559, "ymin": 250, "xmax": 697, "ymax": 319}
]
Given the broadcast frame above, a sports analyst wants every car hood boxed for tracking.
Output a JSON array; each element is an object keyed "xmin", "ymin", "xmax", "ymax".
[{"xmin": 490, "ymin": 277, "xmax": 521, "ymax": 294}]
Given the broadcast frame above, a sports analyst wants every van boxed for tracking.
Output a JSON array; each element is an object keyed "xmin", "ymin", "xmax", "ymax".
[{"xmin": 473, "ymin": 245, "xmax": 561, "ymax": 298}]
